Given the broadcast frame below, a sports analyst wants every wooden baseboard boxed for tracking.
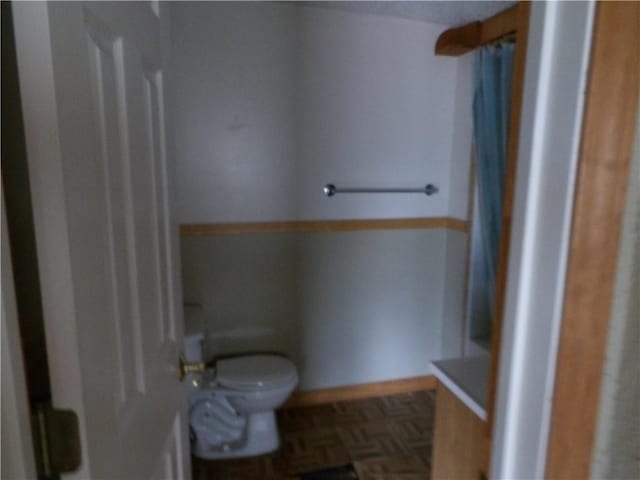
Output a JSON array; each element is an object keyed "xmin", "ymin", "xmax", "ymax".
[{"xmin": 283, "ymin": 375, "xmax": 437, "ymax": 408}]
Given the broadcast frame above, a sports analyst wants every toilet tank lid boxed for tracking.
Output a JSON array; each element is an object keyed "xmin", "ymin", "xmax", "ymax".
[
  {"xmin": 184, "ymin": 332, "xmax": 205, "ymax": 344},
  {"xmin": 216, "ymin": 355, "xmax": 297, "ymax": 389}
]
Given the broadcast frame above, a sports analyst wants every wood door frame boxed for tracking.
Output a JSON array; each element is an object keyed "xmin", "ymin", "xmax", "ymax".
[
  {"xmin": 545, "ymin": 3, "xmax": 640, "ymax": 478},
  {"xmin": 435, "ymin": 2, "xmax": 639, "ymax": 477},
  {"xmin": 489, "ymin": 1, "xmax": 599, "ymax": 477}
]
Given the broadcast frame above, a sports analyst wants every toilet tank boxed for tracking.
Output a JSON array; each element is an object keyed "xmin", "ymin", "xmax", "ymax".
[
  {"xmin": 184, "ymin": 332, "xmax": 205, "ymax": 363},
  {"xmin": 206, "ymin": 327, "xmax": 281, "ymax": 358}
]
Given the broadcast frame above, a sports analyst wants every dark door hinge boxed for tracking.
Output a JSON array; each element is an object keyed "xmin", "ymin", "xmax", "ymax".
[{"xmin": 32, "ymin": 405, "xmax": 81, "ymax": 478}]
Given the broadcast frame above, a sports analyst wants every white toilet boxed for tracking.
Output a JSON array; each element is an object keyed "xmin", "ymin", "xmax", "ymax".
[{"xmin": 184, "ymin": 333, "xmax": 298, "ymax": 459}]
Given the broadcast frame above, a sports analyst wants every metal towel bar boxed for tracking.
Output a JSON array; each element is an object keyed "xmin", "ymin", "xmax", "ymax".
[{"xmin": 323, "ymin": 183, "xmax": 438, "ymax": 197}]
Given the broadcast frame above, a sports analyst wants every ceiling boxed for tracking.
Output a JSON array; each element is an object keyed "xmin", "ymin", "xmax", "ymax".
[{"xmin": 303, "ymin": 1, "xmax": 516, "ymax": 27}]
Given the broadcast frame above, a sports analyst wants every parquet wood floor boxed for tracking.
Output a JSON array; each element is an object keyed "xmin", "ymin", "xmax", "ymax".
[{"xmin": 192, "ymin": 390, "xmax": 435, "ymax": 479}]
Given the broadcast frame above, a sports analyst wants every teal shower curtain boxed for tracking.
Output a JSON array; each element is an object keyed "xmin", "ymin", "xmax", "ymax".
[{"xmin": 472, "ymin": 43, "xmax": 515, "ymax": 318}]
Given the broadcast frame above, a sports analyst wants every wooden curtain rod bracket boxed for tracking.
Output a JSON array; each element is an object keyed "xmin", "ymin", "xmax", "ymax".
[
  {"xmin": 435, "ymin": 21, "xmax": 481, "ymax": 56},
  {"xmin": 435, "ymin": 4, "xmax": 519, "ymax": 56}
]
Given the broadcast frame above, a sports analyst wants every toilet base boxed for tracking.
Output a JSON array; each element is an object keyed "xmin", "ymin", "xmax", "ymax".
[{"xmin": 192, "ymin": 411, "xmax": 280, "ymax": 460}]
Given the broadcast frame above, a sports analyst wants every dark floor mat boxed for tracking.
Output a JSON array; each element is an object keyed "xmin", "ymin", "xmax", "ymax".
[{"xmin": 298, "ymin": 463, "xmax": 358, "ymax": 479}]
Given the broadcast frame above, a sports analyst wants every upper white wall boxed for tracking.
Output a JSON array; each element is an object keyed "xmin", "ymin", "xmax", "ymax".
[
  {"xmin": 172, "ymin": 3, "xmax": 298, "ymax": 223},
  {"xmin": 295, "ymin": 7, "xmax": 460, "ymax": 220},
  {"xmin": 171, "ymin": 4, "xmax": 471, "ymax": 223},
  {"xmin": 447, "ymin": 53, "xmax": 474, "ymax": 220}
]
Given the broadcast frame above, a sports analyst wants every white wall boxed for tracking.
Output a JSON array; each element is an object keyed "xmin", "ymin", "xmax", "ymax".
[
  {"xmin": 440, "ymin": 229, "xmax": 469, "ymax": 359},
  {"xmin": 295, "ymin": 7, "xmax": 461, "ymax": 220},
  {"xmin": 447, "ymin": 53, "xmax": 474, "ymax": 220},
  {"xmin": 173, "ymin": 4, "xmax": 470, "ymax": 223},
  {"xmin": 444, "ymin": 51, "xmax": 475, "ymax": 359},
  {"xmin": 172, "ymin": 3, "xmax": 298, "ymax": 223},
  {"xmin": 172, "ymin": 3, "xmax": 472, "ymax": 390},
  {"xmin": 182, "ymin": 233, "xmax": 300, "ymax": 360},
  {"xmin": 297, "ymin": 229, "xmax": 448, "ymax": 389}
]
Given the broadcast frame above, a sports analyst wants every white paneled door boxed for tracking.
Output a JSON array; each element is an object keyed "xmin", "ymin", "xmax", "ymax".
[{"xmin": 12, "ymin": 2, "xmax": 189, "ymax": 479}]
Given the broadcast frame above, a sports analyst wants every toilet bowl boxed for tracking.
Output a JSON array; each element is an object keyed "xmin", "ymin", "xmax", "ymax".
[{"xmin": 185, "ymin": 334, "xmax": 298, "ymax": 459}]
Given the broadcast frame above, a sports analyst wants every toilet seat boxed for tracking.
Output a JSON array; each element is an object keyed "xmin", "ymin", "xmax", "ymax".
[
  {"xmin": 216, "ymin": 354, "xmax": 297, "ymax": 391},
  {"xmin": 187, "ymin": 351, "xmax": 298, "ymax": 459}
]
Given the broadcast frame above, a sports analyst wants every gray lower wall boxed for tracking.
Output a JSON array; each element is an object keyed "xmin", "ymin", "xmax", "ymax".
[
  {"xmin": 182, "ymin": 233, "xmax": 300, "ymax": 361},
  {"xmin": 181, "ymin": 228, "xmax": 466, "ymax": 390},
  {"xmin": 441, "ymin": 230, "xmax": 469, "ymax": 359}
]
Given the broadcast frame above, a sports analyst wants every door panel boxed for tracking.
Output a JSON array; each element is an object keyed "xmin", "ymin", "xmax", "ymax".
[
  {"xmin": 144, "ymin": 68, "xmax": 177, "ymax": 344},
  {"xmin": 12, "ymin": 2, "xmax": 188, "ymax": 478},
  {"xmin": 156, "ymin": 414, "xmax": 187, "ymax": 480},
  {"xmin": 86, "ymin": 16, "xmax": 147, "ymax": 408}
]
